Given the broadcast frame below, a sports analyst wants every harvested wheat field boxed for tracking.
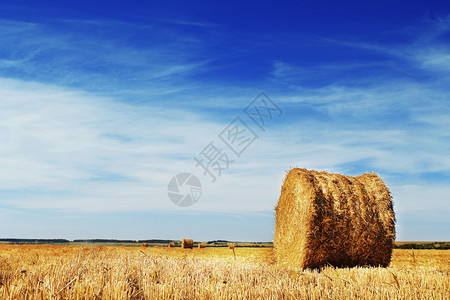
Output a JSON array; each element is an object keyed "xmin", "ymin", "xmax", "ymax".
[{"xmin": 0, "ymin": 244, "xmax": 448, "ymax": 299}]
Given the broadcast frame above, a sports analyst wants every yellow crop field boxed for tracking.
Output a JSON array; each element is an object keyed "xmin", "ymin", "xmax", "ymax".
[{"xmin": 0, "ymin": 244, "xmax": 448, "ymax": 299}]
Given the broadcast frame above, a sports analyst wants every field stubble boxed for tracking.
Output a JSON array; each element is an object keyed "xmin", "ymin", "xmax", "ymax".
[{"xmin": 0, "ymin": 245, "xmax": 448, "ymax": 299}]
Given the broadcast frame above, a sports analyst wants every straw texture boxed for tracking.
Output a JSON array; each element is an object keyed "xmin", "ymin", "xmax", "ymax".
[
  {"xmin": 182, "ymin": 239, "xmax": 193, "ymax": 249},
  {"xmin": 274, "ymin": 168, "xmax": 395, "ymax": 268}
]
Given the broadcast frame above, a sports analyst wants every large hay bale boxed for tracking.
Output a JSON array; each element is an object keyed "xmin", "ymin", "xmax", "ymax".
[
  {"xmin": 274, "ymin": 168, "xmax": 395, "ymax": 269},
  {"xmin": 182, "ymin": 239, "xmax": 193, "ymax": 249}
]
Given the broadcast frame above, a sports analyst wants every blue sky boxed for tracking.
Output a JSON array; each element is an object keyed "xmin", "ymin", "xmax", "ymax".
[{"xmin": 0, "ymin": 1, "xmax": 449, "ymax": 241}]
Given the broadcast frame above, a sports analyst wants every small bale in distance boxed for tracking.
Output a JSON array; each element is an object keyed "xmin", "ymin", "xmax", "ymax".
[
  {"xmin": 142, "ymin": 242, "xmax": 148, "ymax": 248},
  {"xmin": 182, "ymin": 239, "xmax": 193, "ymax": 249},
  {"xmin": 228, "ymin": 244, "xmax": 235, "ymax": 249},
  {"xmin": 274, "ymin": 168, "xmax": 396, "ymax": 269},
  {"xmin": 168, "ymin": 242, "xmax": 175, "ymax": 248},
  {"xmin": 198, "ymin": 243, "xmax": 206, "ymax": 249}
]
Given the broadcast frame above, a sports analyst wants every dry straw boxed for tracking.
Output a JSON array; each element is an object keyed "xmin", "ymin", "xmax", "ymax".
[
  {"xmin": 198, "ymin": 243, "xmax": 206, "ymax": 249},
  {"xmin": 168, "ymin": 242, "xmax": 175, "ymax": 248},
  {"xmin": 182, "ymin": 239, "xmax": 194, "ymax": 249},
  {"xmin": 274, "ymin": 168, "xmax": 395, "ymax": 269}
]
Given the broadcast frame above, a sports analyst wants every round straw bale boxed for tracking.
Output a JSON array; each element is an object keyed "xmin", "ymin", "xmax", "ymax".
[
  {"xmin": 198, "ymin": 243, "xmax": 206, "ymax": 248},
  {"xmin": 228, "ymin": 244, "xmax": 235, "ymax": 249},
  {"xmin": 142, "ymin": 242, "xmax": 148, "ymax": 248},
  {"xmin": 182, "ymin": 239, "xmax": 193, "ymax": 249},
  {"xmin": 168, "ymin": 242, "xmax": 175, "ymax": 248},
  {"xmin": 274, "ymin": 168, "xmax": 395, "ymax": 269}
]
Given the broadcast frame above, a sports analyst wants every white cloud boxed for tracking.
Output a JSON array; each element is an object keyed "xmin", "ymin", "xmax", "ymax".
[
  {"xmin": 0, "ymin": 18, "xmax": 209, "ymax": 92},
  {"xmin": 0, "ymin": 77, "xmax": 226, "ymax": 211},
  {"xmin": 419, "ymin": 51, "xmax": 450, "ymax": 72}
]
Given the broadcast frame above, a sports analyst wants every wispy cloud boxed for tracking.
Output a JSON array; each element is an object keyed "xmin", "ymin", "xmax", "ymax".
[
  {"xmin": 0, "ymin": 18, "xmax": 211, "ymax": 94},
  {"xmin": 315, "ymin": 15, "xmax": 450, "ymax": 78},
  {"xmin": 152, "ymin": 18, "xmax": 220, "ymax": 28}
]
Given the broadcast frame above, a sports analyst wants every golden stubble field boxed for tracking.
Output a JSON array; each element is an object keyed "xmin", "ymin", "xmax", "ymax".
[{"xmin": 0, "ymin": 244, "xmax": 448, "ymax": 299}]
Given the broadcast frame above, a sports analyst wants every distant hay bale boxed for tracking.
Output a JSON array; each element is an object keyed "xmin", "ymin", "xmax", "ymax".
[
  {"xmin": 182, "ymin": 239, "xmax": 193, "ymax": 249},
  {"xmin": 274, "ymin": 168, "xmax": 395, "ymax": 269},
  {"xmin": 198, "ymin": 243, "xmax": 206, "ymax": 248},
  {"xmin": 228, "ymin": 244, "xmax": 235, "ymax": 249},
  {"xmin": 168, "ymin": 242, "xmax": 175, "ymax": 248},
  {"xmin": 142, "ymin": 242, "xmax": 148, "ymax": 248}
]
